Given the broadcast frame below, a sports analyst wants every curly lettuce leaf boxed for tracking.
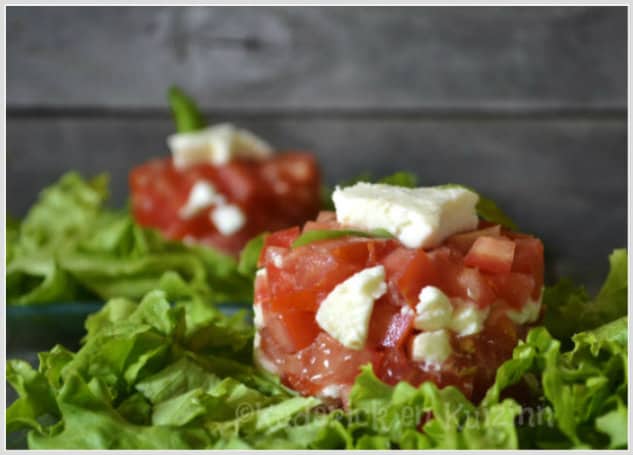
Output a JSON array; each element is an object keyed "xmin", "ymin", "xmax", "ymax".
[
  {"xmin": 7, "ymin": 291, "xmax": 309, "ymax": 449},
  {"xmin": 6, "ymin": 173, "xmax": 252, "ymax": 305},
  {"xmin": 482, "ymin": 317, "xmax": 627, "ymax": 449},
  {"xmin": 544, "ymin": 248, "xmax": 627, "ymax": 342}
]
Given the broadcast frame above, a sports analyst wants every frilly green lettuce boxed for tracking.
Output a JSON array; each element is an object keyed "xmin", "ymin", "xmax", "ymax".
[{"xmin": 7, "ymin": 172, "xmax": 252, "ymax": 305}]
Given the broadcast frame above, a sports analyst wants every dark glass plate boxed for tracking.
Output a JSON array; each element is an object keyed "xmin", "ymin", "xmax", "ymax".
[{"xmin": 7, "ymin": 301, "xmax": 251, "ymax": 352}]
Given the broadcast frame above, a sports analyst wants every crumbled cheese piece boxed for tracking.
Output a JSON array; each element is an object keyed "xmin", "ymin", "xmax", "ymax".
[
  {"xmin": 178, "ymin": 181, "xmax": 225, "ymax": 219},
  {"xmin": 449, "ymin": 299, "xmax": 490, "ymax": 336},
  {"xmin": 410, "ymin": 329, "xmax": 453, "ymax": 366},
  {"xmin": 315, "ymin": 265, "xmax": 387, "ymax": 350},
  {"xmin": 210, "ymin": 204, "xmax": 246, "ymax": 235},
  {"xmin": 414, "ymin": 286, "xmax": 453, "ymax": 331},
  {"xmin": 506, "ymin": 290, "xmax": 543, "ymax": 324}
]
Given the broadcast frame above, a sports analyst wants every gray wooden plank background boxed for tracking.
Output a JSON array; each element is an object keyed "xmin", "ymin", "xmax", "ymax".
[
  {"xmin": 6, "ymin": 6, "xmax": 627, "ymax": 295},
  {"xmin": 7, "ymin": 6, "xmax": 626, "ymax": 110}
]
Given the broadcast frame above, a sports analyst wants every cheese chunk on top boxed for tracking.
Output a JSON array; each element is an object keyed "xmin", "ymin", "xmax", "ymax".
[
  {"xmin": 316, "ymin": 265, "xmax": 387, "ymax": 350},
  {"xmin": 332, "ymin": 183, "xmax": 479, "ymax": 249},
  {"xmin": 168, "ymin": 123, "xmax": 273, "ymax": 168}
]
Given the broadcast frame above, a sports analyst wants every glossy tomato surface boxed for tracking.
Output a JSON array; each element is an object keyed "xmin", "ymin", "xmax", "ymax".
[
  {"xmin": 129, "ymin": 153, "xmax": 321, "ymax": 255},
  {"xmin": 254, "ymin": 214, "xmax": 544, "ymax": 406}
]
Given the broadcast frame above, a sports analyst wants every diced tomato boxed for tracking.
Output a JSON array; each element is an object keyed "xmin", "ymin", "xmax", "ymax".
[
  {"xmin": 383, "ymin": 247, "xmax": 417, "ymax": 282},
  {"xmin": 429, "ymin": 248, "xmax": 495, "ymax": 307},
  {"xmin": 367, "ymin": 239, "xmax": 399, "ymax": 263},
  {"xmin": 398, "ymin": 249, "xmax": 438, "ymax": 305},
  {"xmin": 316, "ymin": 211, "xmax": 337, "ymax": 223},
  {"xmin": 512, "ymin": 238, "xmax": 544, "ymax": 299},
  {"xmin": 302, "ymin": 211, "xmax": 342, "ymax": 232},
  {"xmin": 446, "ymin": 225, "xmax": 502, "ymax": 255},
  {"xmin": 489, "ymin": 273, "xmax": 535, "ymax": 309},
  {"xmin": 455, "ymin": 267, "xmax": 497, "ymax": 308},
  {"xmin": 283, "ymin": 333, "xmax": 382, "ymax": 391},
  {"xmin": 258, "ymin": 228, "xmax": 299, "ymax": 268},
  {"xmin": 266, "ymin": 310, "xmax": 320, "ymax": 353},
  {"xmin": 367, "ymin": 298, "xmax": 414, "ymax": 349},
  {"xmin": 254, "ymin": 271, "xmax": 269, "ymax": 306},
  {"xmin": 464, "ymin": 236, "xmax": 516, "ymax": 274},
  {"xmin": 383, "ymin": 247, "xmax": 439, "ymax": 305},
  {"xmin": 329, "ymin": 239, "xmax": 372, "ymax": 264},
  {"xmin": 266, "ymin": 240, "xmax": 370, "ymax": 313},
  {"xmin": 264, "ymin": 226, "xmax": 301, "ymax": 249}
]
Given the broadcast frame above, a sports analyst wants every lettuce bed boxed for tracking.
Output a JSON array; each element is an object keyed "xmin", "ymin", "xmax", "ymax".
[
  {"xmin": 6, "ymin": 173, "xmax": 252, "ymax": 305},
  {"xmin": 6, "ymin": 249, "xmax": 628, "ymax": 449}
]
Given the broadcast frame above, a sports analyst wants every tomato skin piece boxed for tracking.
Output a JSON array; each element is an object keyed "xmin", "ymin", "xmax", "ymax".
[
  {"xmin": 464, "ymin": 236, "xmax": 516, "ymax": 274},
  {"xmin": 254, "ymin": 271, "xmax": 270, "ymax": 307},
  {"xmin": 329, "ymin": 240, "xmax": 371, "ymax": 265},
  {"xmin": 266, "ymin": 239, "xmax": 372, "ymax": 313},
  {"xmin": 512, "ymin": 237, "xmax": 544, "ymax": 299},
  {"xmin": 398, "ymin": 249, "xmax": 438, "ymax": 305},
  {"xmin": 383, "ymin": 247, "xmax": 439, "ymax": 305},
  {"xmin": 367, "ymin": 299, "xmax": 414, "ymax": 349},
  {"xmin": 456, "ymin": 267, "xmax": 497, "ymax": 308},
  {"xmin": 282, "ymin": 333, "xmax": 383, "ymax": 393},
  {"xmin": 278, "ymin": 311, "xmax": 321, "ymax": 352},
  {"xmin": 264, "ymin": 226, "xmax": 301, "ymax": 249},
  {"xmin": 316, "ymin": 211, "xmax": 337, "ymax": 223},
  {"xmin": 446, "ymin": 225, "xmax": 502, "ymax": 255},
  {"xmin": 258, "ymin": 227, "xmax": 300, "ymax": 268},
  {"xmin": 489, "ymin": 272, "xmax": 535, "ymax": 309},
  {"xmin": 382, "ymin": 247, "xmax": 417, "ymax": 282}
]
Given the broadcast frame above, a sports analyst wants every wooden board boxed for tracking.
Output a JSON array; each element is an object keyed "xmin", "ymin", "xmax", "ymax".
[{"xmin": 7, "ymin": 6, "xmax": 626, "ymax": 110}]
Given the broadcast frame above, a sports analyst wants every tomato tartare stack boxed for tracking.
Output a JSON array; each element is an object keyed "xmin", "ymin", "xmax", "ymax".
[
  {"xmin": 253, "ymin": 183, "xmax": 544, "ymax": 406},
  {"xmin": 130, "ymin": 123, "xmax": 322, "ymax": 255}
]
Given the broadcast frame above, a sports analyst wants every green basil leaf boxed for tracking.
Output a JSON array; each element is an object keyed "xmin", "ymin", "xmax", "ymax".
[
  {"xmin": 291, "ymin": 228, "xmax": 393, "ymax": 248},
  {"xmin": 237, "ymin": 233, "xmax": 267, "ymax": 278},
  {"xmin": 167, "ymin": 86, "xmax": 206, "ymax": 133}
]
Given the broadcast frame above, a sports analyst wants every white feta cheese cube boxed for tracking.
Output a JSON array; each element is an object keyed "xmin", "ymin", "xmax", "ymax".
[
  {"xmin": 449, "ymin": 299, "xmax": 490, "ymax": 336},
  {"xmin": 210, "ymin": 204, "xmax": 246, "ymax": 235},
  {"xmin": 315, "ymin": 265, "xmax": 387, "ymax": 350},
  {"xmin": 506, "ymin": 290, "xmax": 543, "ymax": 324},
  {"xmin": 168, "ymin": 123, "xmax": 273, "ymax": 168},
  {"xmin": 178, "ymin": 181, "xmax": 225, "ymax": 219},
  {"xmin": 414, "ymin": 286, "xmax": 453, "ymax": 331},
  {"xmin": 332, "ymin": 183, "xmax": 479, "ymax": 249},
  {"xmin": 410, "ymin": 329, "xmax": 452, "ymax": 366}
]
